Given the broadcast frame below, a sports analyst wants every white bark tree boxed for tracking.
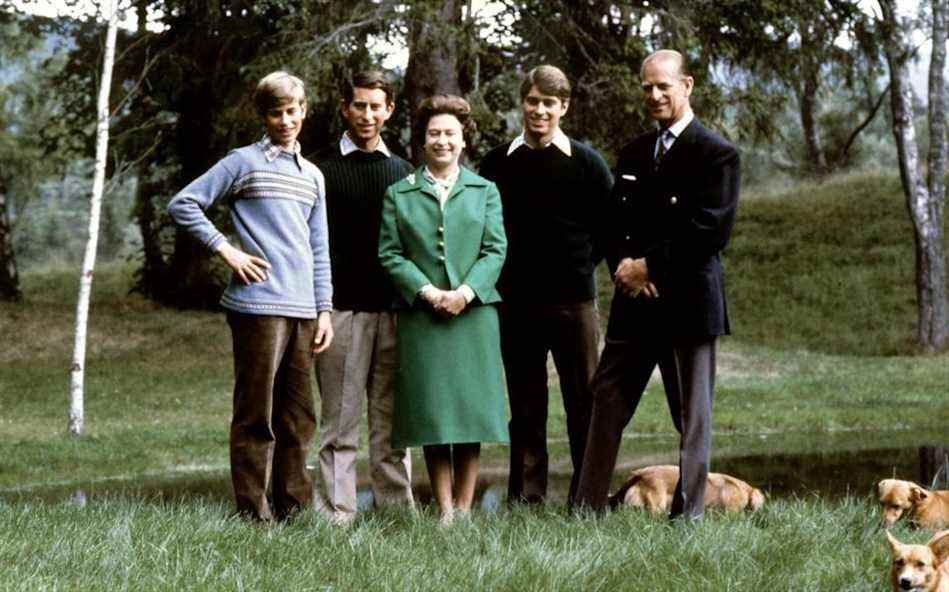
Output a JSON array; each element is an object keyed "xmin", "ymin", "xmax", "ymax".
[
  {"xmin": 878, "ymin": 0, "xmax": 949, "ymax": 352},
  {"xmin": 68, "ymin": 1, "xmax": 120, "ymax": 436}
]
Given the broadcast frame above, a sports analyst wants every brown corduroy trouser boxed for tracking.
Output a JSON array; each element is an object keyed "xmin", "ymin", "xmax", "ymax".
[{"xmin": 227, "ymin": 312, "xmax": 317, "ymax": 521}]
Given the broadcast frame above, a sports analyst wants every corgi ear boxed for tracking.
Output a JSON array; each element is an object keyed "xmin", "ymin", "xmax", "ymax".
[
  {"xmin": 910, "ymin": 486, "xmax": 930, "ymax": 503},
  {"xmin": 886, "ymin": 530, "xmax": 903, "ymax": 554},
  {"xmin": 929, "ymin": 530, "xmax": 949, "ymax": 566}
]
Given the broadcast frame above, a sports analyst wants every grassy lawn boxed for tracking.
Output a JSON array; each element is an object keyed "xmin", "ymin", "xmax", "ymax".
[
  {"xmin": 0, "ymin": 496, "xmax": 923, "ymax": 591},
  {"xmin": 0, "ymin": 171, "xmax": 947, "ymax": 589}
]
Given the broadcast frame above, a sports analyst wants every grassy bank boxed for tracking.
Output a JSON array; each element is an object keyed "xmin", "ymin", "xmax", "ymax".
[
  {"xmin": 0, "ymin": 496, "xmax": 916, "ymax": 591},
  {"xmin": 726, "ymin": 172, "xmax": 948, "ymax": 356}
]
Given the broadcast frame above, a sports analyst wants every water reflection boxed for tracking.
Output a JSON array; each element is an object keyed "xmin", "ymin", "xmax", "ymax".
[{"xmin": 2, "ymin": 431, "xmax": 945, "ymax": 508}]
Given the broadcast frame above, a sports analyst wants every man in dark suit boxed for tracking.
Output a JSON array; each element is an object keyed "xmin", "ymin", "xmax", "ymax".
[{"xmin": 575, "ymin": 49, "xmax": 740, "ymax": 520}]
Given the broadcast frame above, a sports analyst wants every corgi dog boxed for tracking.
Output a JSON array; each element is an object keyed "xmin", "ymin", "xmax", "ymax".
[
  {"xmin": 878, "ymin": 479, "xmax": 949, "ymax": 530},
  {"xmin": 886, "ymin": 529, "xmax": 949, "ymax": 592},
  {"xmin": 609, "ymin": 464, "xmax": 765, "ymax": 514}
]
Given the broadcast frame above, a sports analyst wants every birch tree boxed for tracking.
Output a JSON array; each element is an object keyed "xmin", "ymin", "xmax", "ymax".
[
  {"xmin": 878, "ymin": 0, "xmax": 949, "ymax": 352},
  {"xmin": 69, "ymin": 1, "xmax": 119, "ymax": 436}
]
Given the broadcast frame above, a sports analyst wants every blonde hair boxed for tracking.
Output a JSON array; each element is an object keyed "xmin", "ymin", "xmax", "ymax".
[{"xmin": 253, "ymin": 71, "xmax": 307, "ymax": 116}]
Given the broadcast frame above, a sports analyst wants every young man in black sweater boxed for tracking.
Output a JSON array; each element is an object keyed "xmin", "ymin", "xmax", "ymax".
[
  {"xmin": 480, "ymin": 65, "xmax": 613, "ymax": 507},
  {"xmin": 312, "ymin": 71, "xmax": 414, "ymax": 525}
]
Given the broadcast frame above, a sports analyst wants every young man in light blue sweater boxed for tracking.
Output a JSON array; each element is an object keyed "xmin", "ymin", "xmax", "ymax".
[{"xmin": 168, "ymin": 71, "xmax": 333, "ymax": 521}]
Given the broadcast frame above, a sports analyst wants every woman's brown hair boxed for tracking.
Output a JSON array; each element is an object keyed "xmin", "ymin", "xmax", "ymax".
[{"xmin": 414, "ymin": 94, "xmax": 477, "ymax": 145}]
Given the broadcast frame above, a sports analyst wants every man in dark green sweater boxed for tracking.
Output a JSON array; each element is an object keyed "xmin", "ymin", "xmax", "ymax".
[
  {"xmin": 312, "ymin": 71, "xmax": 414, "ymax": 525},
  {"xmin": 480, "ymin": 65, "xmax": 613, "ymax": 507}
]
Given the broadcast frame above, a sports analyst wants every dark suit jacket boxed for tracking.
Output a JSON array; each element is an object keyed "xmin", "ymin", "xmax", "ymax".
[{"xmin": 606, "ymin": 119, "xmax": 740, "ymax": 342}]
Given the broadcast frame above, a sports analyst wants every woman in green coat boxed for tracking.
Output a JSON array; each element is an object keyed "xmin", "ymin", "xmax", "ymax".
[{"xmin": 378, "ymin": 94, "xmax": 508, "ymax": 525}]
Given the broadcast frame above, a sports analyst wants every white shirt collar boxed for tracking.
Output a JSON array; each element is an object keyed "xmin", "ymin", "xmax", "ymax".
[
  {"xmin": 422, "ymin": 166, "xmax": 459, "ymax": 208},
  {"xmin": 662, "ymin": 109, "xmax": 694, "ymax": 140},
  {"xmin": 257, "ymin": 134, "xmax": 301, "ymax": 164},
  {"xmin": 339, "ymin": 131, "xmax": 391, "ymax": 157},
  {"xmin": 506, "ymin": 128, "xmax": 572, "ymax": 157}
]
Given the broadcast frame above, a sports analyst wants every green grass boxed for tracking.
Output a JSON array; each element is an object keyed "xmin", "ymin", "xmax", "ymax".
[
  {"xmin": 1, "ymin": 171, "xmax": 948, "ymax": 589},
  {"xmin": 726, "ymin": 171, "xmax": 948, "ymax": 356},
  {"xmin": 0, "ymin": 496, "xmax": 919, "ymax": 591}
]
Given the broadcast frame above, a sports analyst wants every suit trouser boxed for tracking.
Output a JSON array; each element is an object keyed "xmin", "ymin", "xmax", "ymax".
[
  {"xmin": 227, "ymin": 312, "xmax": 317, "ymax": 521},
  {"xmin": 575, "ymin": 335, "xmax": 717, "ymax": 519},
  {"xmin": 314, "ymin": 310, "xmax": 413, "ymax": 518},
  {"xmin": 499, "ymin": 300, "xmax": 599, "ymax": 505}
]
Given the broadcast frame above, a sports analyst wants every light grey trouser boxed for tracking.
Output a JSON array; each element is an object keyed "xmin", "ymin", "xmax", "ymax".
[{"xmin": 314, "ymin": 310, "xmax": 413, "ymax": 516}]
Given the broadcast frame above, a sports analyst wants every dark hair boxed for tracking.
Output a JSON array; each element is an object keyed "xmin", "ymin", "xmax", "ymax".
[
  {"xmin": 342, "ymin": 70, "xmax": 395, "ymax": 105},
  {"xmin": 414, "ymin": 94, "xmax": 477, "ymax": 144},
  {"xmin": 519, "ymin": 65, "xmax": 571, "ymax": 102}
]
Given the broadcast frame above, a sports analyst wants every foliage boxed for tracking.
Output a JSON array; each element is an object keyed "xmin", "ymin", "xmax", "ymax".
[
  {"xmin": 0, "ymin": 15, "xmax": 73, "ymax": 226},
  {"xmin": 0, "ymin": 0, "xmax": 918, "ymax": 304},
  {"xmin": 498, "ymin": 0, "xmax": 652, "ymax": 157},
  {"xmin": 9, "ymin": 158, "xmax": 137, "ymax": 266}
]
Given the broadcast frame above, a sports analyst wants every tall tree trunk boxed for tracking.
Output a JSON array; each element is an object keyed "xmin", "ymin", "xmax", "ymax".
[
  {"xmin": 129, "ymin": 0, "xmax": 178, "ymax": 303},
  {"xmin": 164, "ymin": 85, "xmax": 226, "ymax": 309},
  {"xmin": 168, "ymin": 229, "xmax": 219, "ymax": 308},
  {"xmin": 69, "ymin": 2, "xmax": 119, "ymax": 436},
  {"xmin": 800, "ymin": 62, "xmax": 828, "ymax": 177},
  {"xmin": 0, "ymin": 186, "xmax": 21, "ymax": 302},
  {"xmin": 924, "ymin": 0, "xmax": 949, "ymax": 349},
  {"xmin": 404, "ymin": 0, "xmax": 464, "ymax": 163},
  {"xmin": 131, "ymin": 163, "xmax": 169, "ymax": 300},
  {"xmin": 880, "ymin": 0, "xmax": 949, "ymax": 352}
]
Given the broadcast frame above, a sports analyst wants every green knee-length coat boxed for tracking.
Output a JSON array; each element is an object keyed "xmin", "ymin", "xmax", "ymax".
[{"xmin": 378, "ymin": 166, "xmax": 509, "ymax": 448}]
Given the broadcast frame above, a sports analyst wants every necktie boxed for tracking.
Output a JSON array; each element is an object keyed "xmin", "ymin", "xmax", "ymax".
[{"xmin": 655, "ymin": 130, "xmax": 669, "ymax": 170}]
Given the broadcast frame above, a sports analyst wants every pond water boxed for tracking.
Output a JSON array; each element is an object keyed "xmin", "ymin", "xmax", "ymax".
[{"xmin": 3, "ymin": 429, "xmax": 945, "ymax": 510}]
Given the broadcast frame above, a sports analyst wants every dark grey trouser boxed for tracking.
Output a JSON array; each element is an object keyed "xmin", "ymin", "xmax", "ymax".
[
  {"xmin": 227, "ymin": 312, "xmax": 317, "ymax": 521},
  {"xmin": 575, "ymin": 335, "xmax": 716, "ymax": 520},
  {"xmin": 499, "ymin": 299, "xmax": 600, "ymax": 506}
]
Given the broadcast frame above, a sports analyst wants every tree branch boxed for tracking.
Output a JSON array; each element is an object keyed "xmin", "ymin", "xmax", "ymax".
[{"xmin": 839, "ymin": 81, "xmax": 891, "ymax": 162}]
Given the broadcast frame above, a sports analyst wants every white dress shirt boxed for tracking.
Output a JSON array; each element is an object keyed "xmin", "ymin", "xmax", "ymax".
[
  {"xmin": 655, "ymin": 109, "xmax": 694, "ymax": 160},
  {"xmin": 506, "ymin": 128, "xmax": 572, "ymax": 157},
  {"xmin": 339, "ymin": 130, "xmax": 392, "ymax": 157}
]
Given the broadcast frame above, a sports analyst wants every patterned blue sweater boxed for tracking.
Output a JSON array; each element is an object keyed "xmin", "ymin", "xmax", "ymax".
[{"xmin": 168, "ymin": 138, "xmax": 332, "ymax": 318}]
